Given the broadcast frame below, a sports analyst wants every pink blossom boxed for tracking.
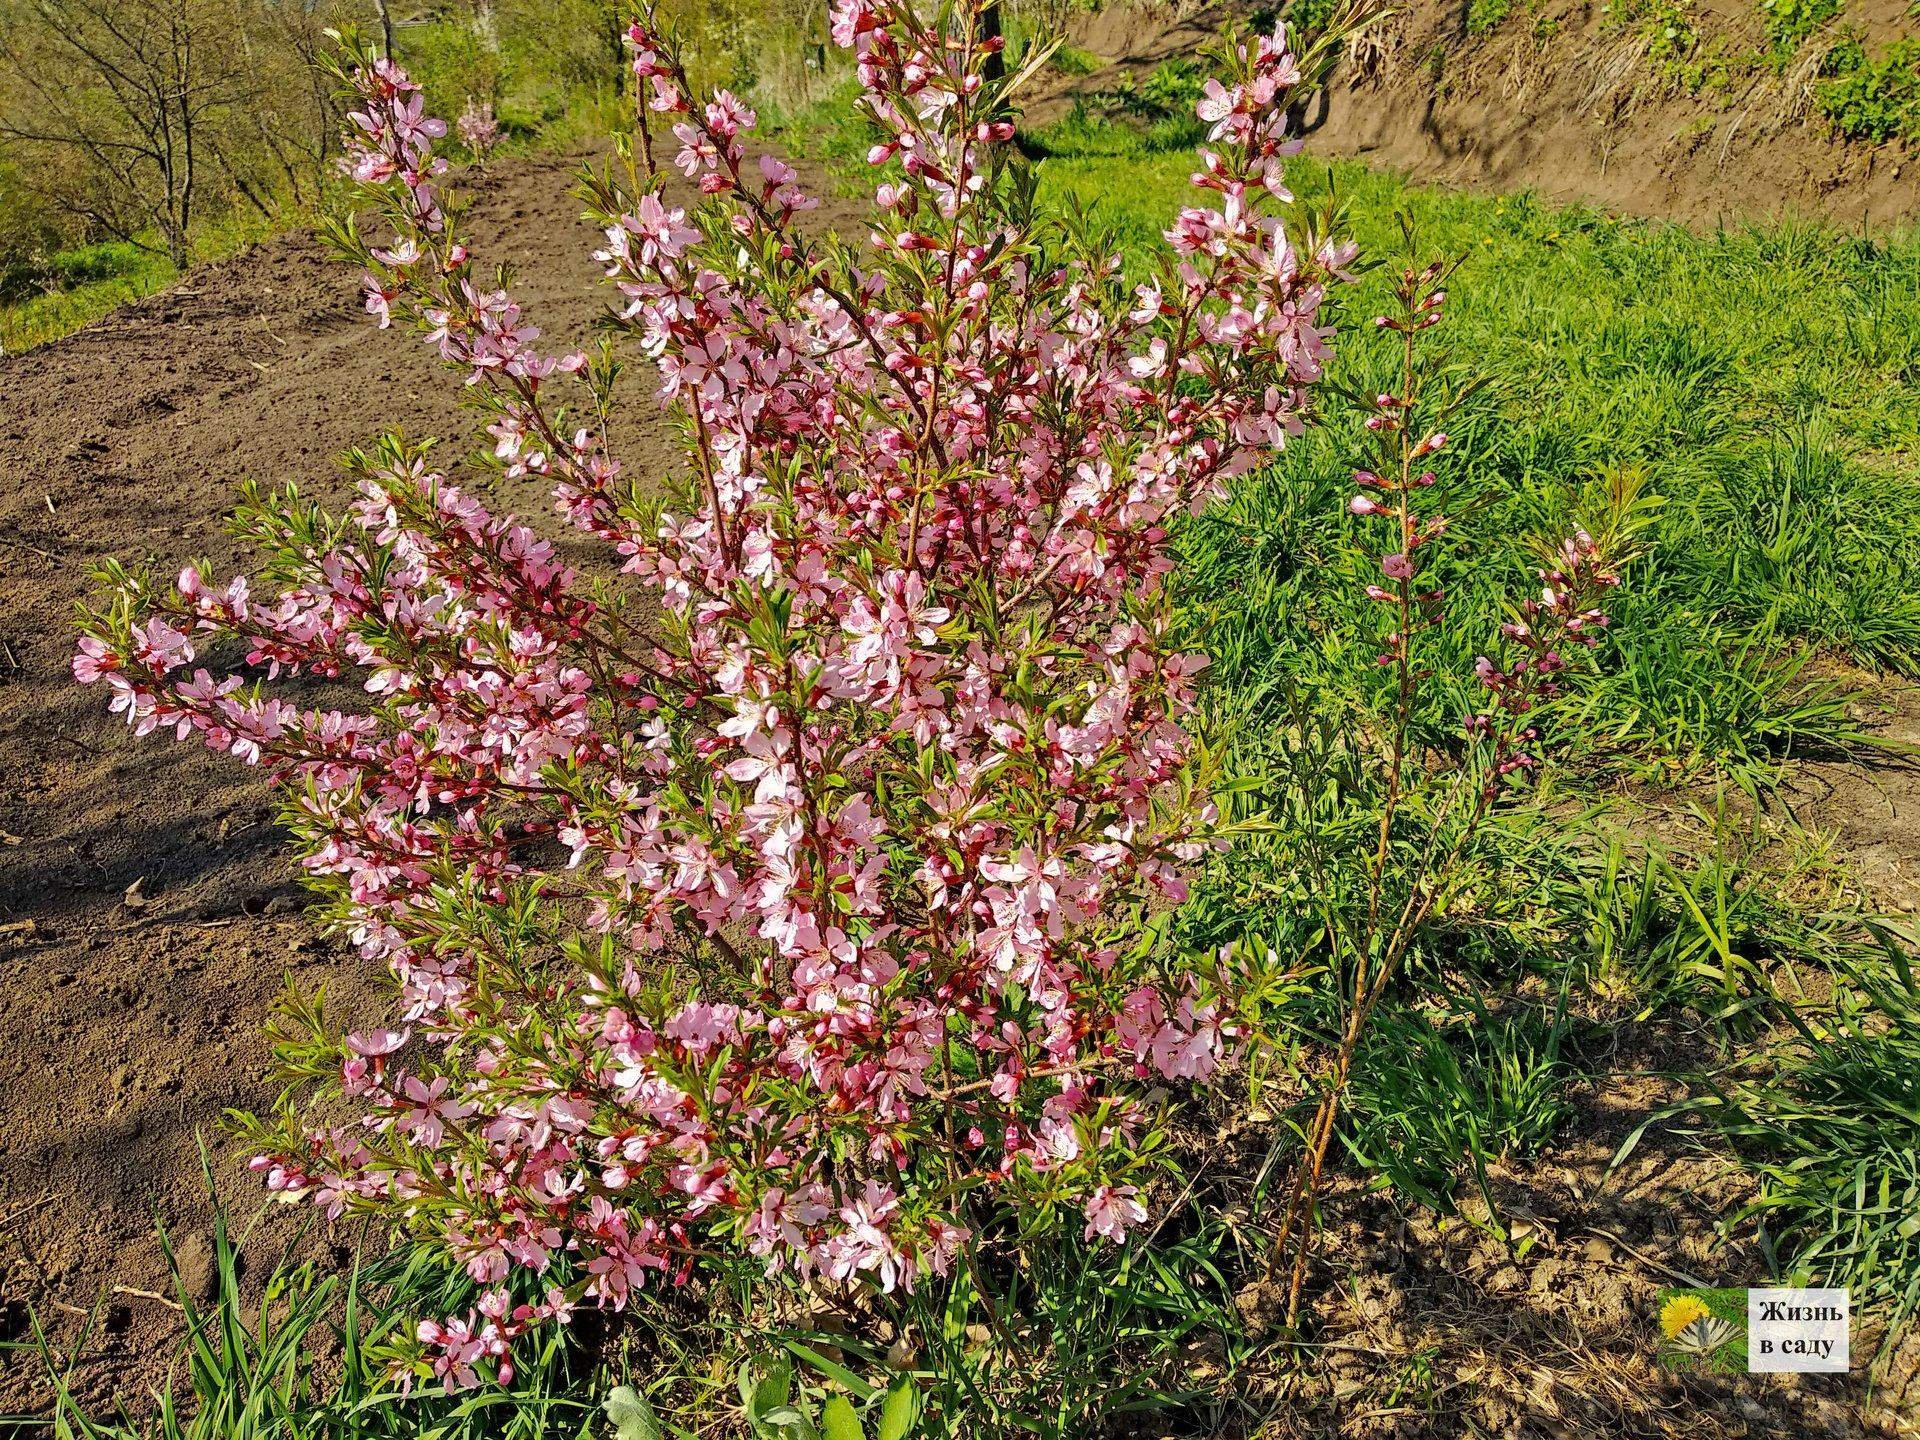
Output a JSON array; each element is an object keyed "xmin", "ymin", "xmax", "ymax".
[
  {"xmin": 1083, "ymin": 1184, "xmax": 1147, "ymax": 1243},
  {"xmin": 72, "ymin": 2, "xmax": 1354, "ymax": 1390}
]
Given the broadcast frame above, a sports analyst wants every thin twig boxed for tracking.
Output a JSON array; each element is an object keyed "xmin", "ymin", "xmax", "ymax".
[
  {"xmin": 113, "ymin": 1285, "xmax": 184, "ymax": 1312},
  {"xmin": 1580, "ymin": 1225, "xmax": 1708, "ymax": 1289},
  {"xmin": 0, "ymin": 1191, "xmax": 62, "ymax": 1233},
  {"xmin": 0, "ymin": 532, "xmax": 66, "ymax": 563}
]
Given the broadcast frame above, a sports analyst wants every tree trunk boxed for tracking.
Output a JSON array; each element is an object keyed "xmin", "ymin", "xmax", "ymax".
[
  {"xmin": 980, "ymin": 0, "xmax": 1005, "ymax": 83},
  {"xmin": 473, "ymin": 0, "xmax": 500, "ymax": 54}
]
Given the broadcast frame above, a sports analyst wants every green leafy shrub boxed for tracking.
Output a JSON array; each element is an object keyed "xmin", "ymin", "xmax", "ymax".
[
  {"xmin": 1817, "ymin": 36, "xmax": 1920, "ymax": 142},
  {"xmin": 1466, "ymin": 0, "xmax": 1517, "ymax": 36},
  {"xmin": 1758, "ymin": 0, "xmax": 1842, "ymax": 60}
]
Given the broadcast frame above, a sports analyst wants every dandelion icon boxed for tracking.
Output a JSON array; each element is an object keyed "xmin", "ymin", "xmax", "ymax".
[{"xmin": 1660, "ymin": 1294, "xmax": 1737, "ymax": 1357}]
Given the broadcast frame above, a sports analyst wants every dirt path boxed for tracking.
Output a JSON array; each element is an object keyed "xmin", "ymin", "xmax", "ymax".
[{"xmin": 0, "ymin": 145, "xmax": 860, "ymax": 1414}]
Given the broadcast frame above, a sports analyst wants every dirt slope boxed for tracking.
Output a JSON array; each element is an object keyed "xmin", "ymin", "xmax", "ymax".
[{"xmin": 1057, "ymin": 0, "xmax": 1920, "ymax": 230}]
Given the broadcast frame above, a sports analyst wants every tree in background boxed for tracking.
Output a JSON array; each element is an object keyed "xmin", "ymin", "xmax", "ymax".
[
  {"xmin": 0, "ymin": 0, "xmax": 231, "ymax": 264},
  {"xmin": 0, "ymin": 0, "xmax": 347, "ymax": 265},
  {"xmin": 0, "ymin": 0, "xmax": 873, "ymax": 304}
]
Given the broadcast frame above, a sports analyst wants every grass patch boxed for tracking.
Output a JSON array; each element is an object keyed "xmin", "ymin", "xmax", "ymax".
[
  {"xmin": 1, "ymin": 254, "xmax": 176, "ymax": 355},
  {"xmin": 1029, "ymin": 147, "xmax": 1920, "ymax": 785},
  {"xmin": 0, "ymin": 210, "xmax": 294, "ymax": 355},
  {"xmin": 1045, "ymin": 43, "xmax": 1105, "ymax": 77},
  {"xmin": 14, "ymin": 1190, "xmax": 602, "ymax": 1439},
  {"xmin": 1344, "ymin": 996, "xmax": 1583, "ymax": 1214},
  {"xmin": 1686, "ymin": 938, "xmax": 1920, "ymax": 1330},
  {"xmin": 1035, "ymin": 133, "xmax": 1920, "ymax": 1296}
]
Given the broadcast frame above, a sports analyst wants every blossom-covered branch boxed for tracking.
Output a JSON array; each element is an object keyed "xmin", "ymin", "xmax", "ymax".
[{"xmin": 76, "ymin": 0, "xmax": 1355, "ymax": 1389}]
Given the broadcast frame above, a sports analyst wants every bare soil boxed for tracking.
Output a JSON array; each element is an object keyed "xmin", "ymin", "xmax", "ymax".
[
  {"xmin": 2, "ymin": 108, "xmax": 1918, "ymax": 1439},
  {"xmin": 1055, "ymin": 0, "xmax": 1920, "ymax": 230},
  {"xmin": 1792, "ymin": 676, "xmax": 1920, "ymax": 914},
  {"xmin": 1261, "ymin": 1017, "xmax": 1918, "ymax": 1437}
]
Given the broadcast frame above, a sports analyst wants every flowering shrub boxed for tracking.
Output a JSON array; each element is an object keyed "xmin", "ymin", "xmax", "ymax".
[
  {"xmin": 75, "ymin": 0, "xmax": 1359, "ymax": 1387},
  {"xmin": 1256, "ymin": 244, "xmax": 1643, "ymax": 1323},
  {"xmin": 456, "ymin": 96, "xmax": 500, "ymax": 162}
]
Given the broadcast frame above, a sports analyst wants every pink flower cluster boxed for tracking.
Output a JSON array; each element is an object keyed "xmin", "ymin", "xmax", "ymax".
[
  {"xmin": 1465, "ymin": 530, "xmax": 1619, "ymax": 788},
  {"xmin": 1342, "ymin": 256, "xmax": 1620, "ymax": 795},
  {"xmin": 76, "ymin": 0, "xmax": 1353, "ymax": 1388},
  {"xmin": 457, "ymin": 97, "xmax": 501, "ymax": 161}
]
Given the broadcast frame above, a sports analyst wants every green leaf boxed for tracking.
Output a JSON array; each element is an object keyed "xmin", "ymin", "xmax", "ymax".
[
  {"xmin": 604, "ymin": 1385, "xmax": 663, "ymax": 1440},
  {"xmin": 781, "ymin": 1340, "xmax": 874, "ymax": 1400},
  {"xmin": 821, "ymin": 1394, "xmax": 863, "ymax": 1440},
  {"xmin": 876, "ymin": 1377, "xmax": 919, "ymax": 1440},
  {"xmin": 754, "ymin": 1356, "xmax": 795, "ymax": 1415},
  {"xmin": 759, "ymin": 1405, "xmax": 812, "ymax": 1433}
]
